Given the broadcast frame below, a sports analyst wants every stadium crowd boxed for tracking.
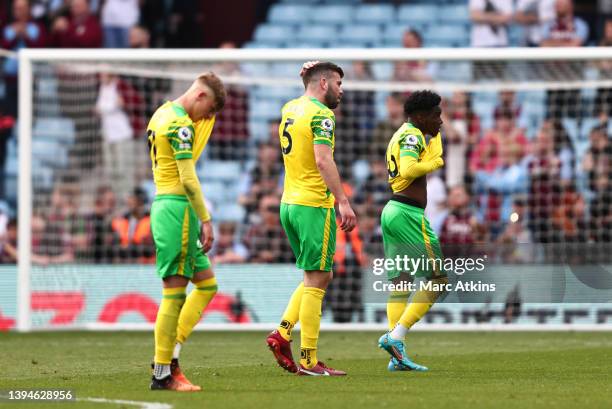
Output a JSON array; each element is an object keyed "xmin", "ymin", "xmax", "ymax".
[{"xmin": 0, "ymin": 0, "xmax": 611, "ymax": 273}]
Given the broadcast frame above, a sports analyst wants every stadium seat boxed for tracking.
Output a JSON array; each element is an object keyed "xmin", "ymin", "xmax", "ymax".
[
  {"xmin": 215, "ymin": 204, "xmax": 246, "ymax": 223},
  {"xmin": 241, "ymin": 62, "xmax": 271, "ymax": 77},
  {"xmin": 5, "ymin": 155, "xmax": 17, "ymax": 177},
  {"xmin": 292, "ymin": 40, "xmax": 328, "ymax": 48},
  {"xmin": 382, "ymin": 24, "xmax": 422, "ymax": 43},
  {"xmin": 561, "ymin": 118, "xmax": 579, "ymax": 144},
  {"xmin": 352, "ymin": 160, "xmax": 371, "ymax": 187},
  {"xmin": 200, "ymin": 160, "xmax": 242, "ymax": 182},
  {"xmin": 371, "ymin": 62, "xmax": 394, "ymax": 80},
  {"xmin": 201, "ymin": 181, "xmax": 226, "ymax": 206},
  {"xmin": 338, "ymin": 24, "xmax": 382, "ymax": 44},
  {"xmin": 253, "ymin": 86, "xmax": 300, "ymax": 102},
  {"xmin": 437, "ymin": 61, "xmax": 471, "ymax": 82},
  {"xmin": 242, "ymin": 41, "xmax": 284, "ymax": 49},
  {"xmin": 249, "ymin": 100, "xmax": 285, "ymax": 122},
  {"xmin": 296, "ymin": 25, "xmax": 337, "ymax": 43},
  {"xmin": 33, "ymin": 117, "xmax": 76, "ymax": 145},
  {"xmin": 374, "ymin": 91, "xmax": 389, "ymax": 121},
  {"xmin": 398, "ymin": 5, "xmax": 438, "ymax": 24},
  {"xmin": 310, "ymin": 5, "xmax": 355, "ymax": 24},
  {"xmin": 268, "ymin": 4, "xmax": 312, "ymax": 24},
  {"xmin": 354, "ymin": 4, "xmax": 394, "ymax": 24},
  {"xmin": 32, "ymin": 166, "xmax": 54, "ymax": 190},
  {"xmin": 271, "ymin": 62, "xmax": 307, "ymax": 78},
  {"xmin": 254, "ymin": 24, "xmax": 295, "ymax": 43},
  {"xmin": 32, "ymin": 139, "xmax": 68, "ymax": 168},
  {"xmin": 327, "ymin": 40, "xmax": 370, "ymax": 48},
  {"xmin": 248, "ymin": 119, "xmax": 270, "ymax": 142},
  {"xmin": 438, "ymin": 5, "xmax": 470, "ymax": 23},
  {"xmin": 425, "ymin": 25, "xmax": 469, "ymax": 47}
]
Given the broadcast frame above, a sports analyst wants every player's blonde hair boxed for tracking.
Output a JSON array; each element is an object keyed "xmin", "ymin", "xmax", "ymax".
[{"xmin": 196, "ymin": 72, "xmax": 226, "ymax": 113}]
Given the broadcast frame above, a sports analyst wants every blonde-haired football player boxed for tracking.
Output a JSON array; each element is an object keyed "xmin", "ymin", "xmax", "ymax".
[{"xmin": 148, "ymin": 73, "xmax": 225, "ymax": 391}]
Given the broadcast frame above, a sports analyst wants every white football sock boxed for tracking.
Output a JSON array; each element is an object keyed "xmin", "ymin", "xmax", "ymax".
[{"xmin": 389, "ymin": 323, "xmax": 408, "ymax": 341}]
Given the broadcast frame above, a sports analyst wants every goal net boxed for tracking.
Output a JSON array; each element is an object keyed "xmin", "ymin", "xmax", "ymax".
[{"xmin": 9, "ymin": 48, "xmax": 612, "ymax": 331}]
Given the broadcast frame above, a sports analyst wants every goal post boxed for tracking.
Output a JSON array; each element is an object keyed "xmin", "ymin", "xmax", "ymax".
[{"xmin": 13, "ymin": 47, "xmax": 612, "ymax": 332}]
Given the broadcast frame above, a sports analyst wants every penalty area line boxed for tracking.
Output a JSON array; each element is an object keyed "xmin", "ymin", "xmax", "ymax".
[{"xmin": 81, "ymin": 397, "xmax": 173, "ymax": 409}]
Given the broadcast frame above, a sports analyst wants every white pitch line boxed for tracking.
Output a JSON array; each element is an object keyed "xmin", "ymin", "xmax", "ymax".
[{"xmin": 81, "ymin": 397, "xmax": 173, "ymax": 409}]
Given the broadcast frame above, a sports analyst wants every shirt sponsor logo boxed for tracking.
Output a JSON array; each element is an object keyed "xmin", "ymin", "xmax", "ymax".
[{"xmin": 179, "ymin": 143, "xmax": 191, "ymax": 149}]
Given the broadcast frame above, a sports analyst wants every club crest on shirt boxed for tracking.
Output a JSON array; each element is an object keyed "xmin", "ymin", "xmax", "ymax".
[{"xmin": 178, "ymin": 127, "xmax": 192, "ymax": 142}]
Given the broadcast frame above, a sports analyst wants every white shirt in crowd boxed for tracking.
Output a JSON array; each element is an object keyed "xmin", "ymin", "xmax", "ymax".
[
  {"xmin": 101, "ymin": 0, "xmax": 140, "ymax": 28},
  {"xmin": 516, "ymin": 0, "xmax": 556, "ymax": 45},
  {"xmin": 469, "ymin": 0, "xmax": 514, "ymax": 47},
  {"xmin": 96, "ymin": 79, "xmax": 133, "ymax": 143}
]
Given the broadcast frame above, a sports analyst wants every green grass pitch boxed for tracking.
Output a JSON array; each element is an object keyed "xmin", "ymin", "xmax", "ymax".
[{"xmin": 1, "ymin": 331, "xmax": 611, "ymax": 409}]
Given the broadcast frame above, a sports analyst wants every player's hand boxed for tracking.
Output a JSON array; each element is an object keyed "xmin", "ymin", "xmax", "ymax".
[
  {"xmin": 338, "ymin": 199, "xmax": 357, "ymax": 232},
  {"xmin": 200, "ymin": 221, "xmax": 214, "ymax": 253},
  {"xmin": 300, "ymin": 61, "xmax": 320, "ymax": 77}
]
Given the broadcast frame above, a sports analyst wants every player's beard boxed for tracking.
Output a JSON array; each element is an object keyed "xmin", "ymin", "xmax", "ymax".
[{"xmin": 324, "ymin": 88, "xmax": 340, "ymax": 109}]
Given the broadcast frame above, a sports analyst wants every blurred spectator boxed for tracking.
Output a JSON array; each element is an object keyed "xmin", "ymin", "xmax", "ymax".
[
  {"xmin": 239, "ymin": 142, "xmax": 282, "ymax": 223},
  {"xmin": 542, "ymin": 0, "xmax": 587, "ymax": 119},
  {"xmin": 440, "ymin": 185, "xmax": 482, "ymax": 258},
  {"xmin": 138, "ymin": 0, "xmax": 167, "ymax": 47},
  {"xmin": 38, "ymin": 185, "xmax": 80, "ymax": 264},
  {"xmin": 165, "ymin": 0, "xmax": 204, "ymax": 48},
  {"xmin": 101, "ymin": 0, "xmax": 139, "ymax": 48},
  {"xmin": 95, "ymin": 72, "xmax": 135, "ymax": 197},
  {"xmin": 469, "ymin": 0, "xmax": 514, "ymax": 47},
  {"xmin": 2, "ymin": 0, "xmax": 48, "ymax": 116},
  {"xmin": 589, "ymin": 173, "xmax": 612, "ymax": 242},
  {"xmin": 496, "ymin": 197, "xmax": 533, "ymax": 256},
  {"xmin": 51, "ymin": 0, "xmax": 102, "ymax": 48},
  {"xmin": 548, "ymin": 119, "xmax": 575, "ymax": 183},
  {"xmin": 540, "ymin": 0, "xmax": 588, "ymax": 47},
  {"xmin": 243, "ymin": 194, "xmax": 293, "ymax": 263},
  {"xmin": 494, "ymin": 90, "xmax": 521, "ymax": 119},
  {"xmin": 582, "ymin": 124, "xmax": 612, "ymax": 192},
  {"xmin": 552, "ymin": 187, "xmax": 590, "ymax": 242},
  {"xmin": 0, "ymin": 218, "xmax": 17, "ymax": 264},
  {"xmin": 129, "ymin": 25, "xmax": 150, "ymax": 48},
  {"xmin": 0, "ymin": 101, "xmax": 15, "ymax": 201},
  {"xmin": 207, "ymin": 44, "xmax": 249, "ymax": 161},
  {"xmin": 0, "ymin": 2, "xmax": 9, "ymax": 29},
  {"xmin": 354, "ymin": 160, "xmax": 390, "ymax": 216},
  {"xmin": 474, "ymin": 142, "xmax": 529, "ymax": 230},
  {"xmin": 469, "ymin": 108, "xmax": 528, "ymax": 174},
  {"xmin": 515, "ymin": 0, "xmax": 556, "ymax": 46},
  {"xmin": 441, "ymin": 91, "xmax": 481, "ymax": 187},
  {"xmin": 30, "ymin": 0, "xmax": 66, "ymax": 26},
  {"xmin": 210, "ymin": 222, "xmax": 248, "ymax": 264},
  {"xmin": 339, "ymin": 60, "xmax": 376, "ymax": 152},
  {"xmin": 87, "ymin": 185, "xmax": 118, "ymax": 263},
  {"xmin": 372, "ymin": 92, "xmax": 405, "ymax": 159},
  {"xmin": 111, "ymin": 187, "xmax": 154, "ymax": 263},
  {"xmin": 212, "ymin": 41, "xmax": 242, "ymax": 76},
  {"xmin": 526, "ymin": 122, "xmax": 562, "ymax": 242},
  {"xmin": 595, "ymin": 19, "xmax": 612, "ymax": 116},
  {"xmin": 393, "ymin": 29, "xmax": 433, "ymax": 82}
]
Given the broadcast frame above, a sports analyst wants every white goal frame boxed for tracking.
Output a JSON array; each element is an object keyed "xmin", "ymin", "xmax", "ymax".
[{"xmin": 16, "ymin": 47, "xmax": 612, "ymax": 332}]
